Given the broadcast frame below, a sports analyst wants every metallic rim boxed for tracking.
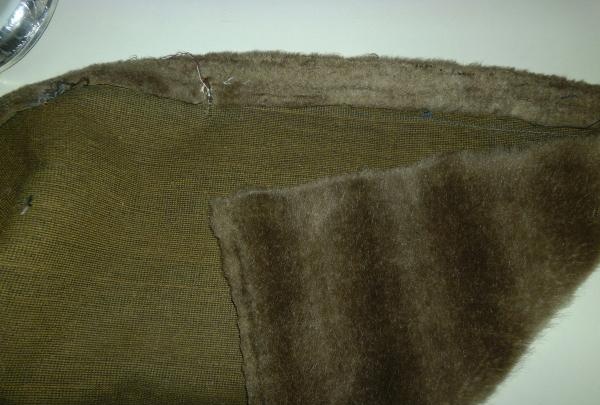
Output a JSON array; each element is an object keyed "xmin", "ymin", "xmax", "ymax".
[{"xmin": 0, "ymin": 0, "xmax": 58, "ymax": 72}]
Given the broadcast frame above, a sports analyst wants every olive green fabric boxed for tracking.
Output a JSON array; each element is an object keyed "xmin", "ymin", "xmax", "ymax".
[{"xmin": 0, "ymin": 85, "xmax": 596, "ymax": 404}]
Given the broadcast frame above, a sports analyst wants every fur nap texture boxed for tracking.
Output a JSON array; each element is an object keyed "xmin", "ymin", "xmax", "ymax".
[
  {"xmin": 1, "ymin": 51, "xmax": 600, "ymax": 127},
  {"xmin": 211, "ymin": 135, "xmax": 600, "ymax": 405}
]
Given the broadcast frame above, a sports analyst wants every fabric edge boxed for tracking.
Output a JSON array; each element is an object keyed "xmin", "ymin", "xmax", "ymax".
[
  {"xmin": 1, "ymin": 51, "xmax": 600, "ymax": 128},
  {"xmin": 209, "ymin": 199, "xmax": 263, "ymax": 405}
]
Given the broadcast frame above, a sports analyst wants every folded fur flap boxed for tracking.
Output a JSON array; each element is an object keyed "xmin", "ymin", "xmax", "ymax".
[{"xmin": 211, "ymin": 135, "xmax": 600, "ymax": 405}]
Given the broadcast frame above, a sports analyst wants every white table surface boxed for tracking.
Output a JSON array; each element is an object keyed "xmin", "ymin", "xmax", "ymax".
[{"xmin": 1, "ymin": 1, "xmax": 599, "ymax": 404}]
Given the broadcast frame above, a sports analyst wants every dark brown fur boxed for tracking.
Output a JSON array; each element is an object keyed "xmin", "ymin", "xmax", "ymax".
[{"xmin": 211, "ymin": 136, "xmax": 600, "ymax": 405}]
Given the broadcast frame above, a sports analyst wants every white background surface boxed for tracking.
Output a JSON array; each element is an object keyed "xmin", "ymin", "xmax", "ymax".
[
  {"xmin": 2, "ymin": 0, "xmax": 600, "ymax": 95},
  {"xmin": 1, "ymin": 1, "xmax": 599, "ymax": 404}
]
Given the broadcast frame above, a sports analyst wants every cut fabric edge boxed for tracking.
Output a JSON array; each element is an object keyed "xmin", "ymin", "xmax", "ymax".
[
  {"xmin": 2, "ymin": 51, "xmax": 600, "ymax": 128},
  {"xmin": 210, "ymin": 200, "xmax": 263, "ymax": 405}
]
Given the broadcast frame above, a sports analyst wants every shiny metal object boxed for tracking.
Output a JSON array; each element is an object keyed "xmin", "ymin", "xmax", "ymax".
[{"xmin": 0, "ymin": 0, "xmax": 58, "ymax": 72}]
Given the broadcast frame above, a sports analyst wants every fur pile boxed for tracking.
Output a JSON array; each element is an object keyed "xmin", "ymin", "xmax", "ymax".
[
  {"xmin": 2, "ymin": 52, "xmax": 600, "ymax": 127},
  {"xmin": 211, "ymin": 136, "xmax": 600, "ymax": 405}
]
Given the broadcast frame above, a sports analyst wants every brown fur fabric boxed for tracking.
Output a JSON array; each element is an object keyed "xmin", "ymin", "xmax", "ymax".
[
  {"xmin": 2, "ymin": 52, "xmax": 600, "ymax": 127},
  {"xmin": 211, "ymin": 135, "xmax": 600, "ymax": 405}
]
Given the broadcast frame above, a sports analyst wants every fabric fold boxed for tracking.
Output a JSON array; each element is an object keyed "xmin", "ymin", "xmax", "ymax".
[
  {"xmin": 211, "ymin": 135, "xmax": 600, "ymax": 405},
  {"xmin": 2, "ymin": 52, "xmax": 600, "ymax": 404}
]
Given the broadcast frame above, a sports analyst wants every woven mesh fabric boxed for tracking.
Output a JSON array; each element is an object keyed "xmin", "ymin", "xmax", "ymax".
[{"xmin": 0, "ymin": 85, "xmax": 595, "ymax": 404}]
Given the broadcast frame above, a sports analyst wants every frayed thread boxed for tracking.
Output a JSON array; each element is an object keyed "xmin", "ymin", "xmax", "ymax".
[
  {"xmin": 20, "ymin": 195, "xmax": 33, "ymax": 215},
  {"xmin": 37, "ymin": 78, "xmax": 89, "ymax": 105},
  {"xmin": 162, "ymin": 52, "xmax": 213, "ymax": 104}
]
